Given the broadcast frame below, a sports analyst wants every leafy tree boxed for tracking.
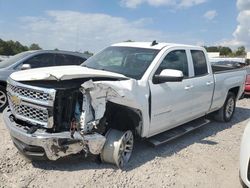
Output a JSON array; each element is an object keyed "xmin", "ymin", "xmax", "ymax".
[
  {"xmin": 0, "ymin": 38, "xmax": 30, "ymax": 55},
  {"xmin": 234, "ymin": 46, "xmax": 246, "ymax": 57},
  {"xmin": 124, "ymin": 40, "xmax": 134, "ymax": 42},
  {"xmin": 83, "ymin": 51, "xmax": 94, "ymax": 56},
  {"xmin": 29, "ymin": 43, "xmax": 42, "ymax": 50},
  {"xmin": 218, "ymin": 46, "xmax": 232, "ymax": 56}
]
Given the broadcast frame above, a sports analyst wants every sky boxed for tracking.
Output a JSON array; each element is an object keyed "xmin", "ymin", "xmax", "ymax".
[{"xmin": 0, "ymin": 0, "xmax": 249, "ymax": 52}]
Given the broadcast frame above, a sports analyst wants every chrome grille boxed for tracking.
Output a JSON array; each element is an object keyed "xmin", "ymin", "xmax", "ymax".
[
  {"xmin": 7, "ymin": 79, "xmax": 56, "ymax": 128},
  {"xmin": 7, "ymin": 84, "xmax": 50, "ymax": 102},
  {"xmin": 12, "ymin": 102, "xmax": 48, "ymax": 124}
]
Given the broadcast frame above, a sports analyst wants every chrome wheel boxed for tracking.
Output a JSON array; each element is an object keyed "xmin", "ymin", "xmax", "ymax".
[
  {"xmin": 225, "ymin": 97, "xmax": 235, "ymax": 119},
  {"xmin": 101, "ymin": 129, "xmax": 134, "ymax": 168},
  {"xmin": 0, "ymin": 90, "xmax": 7, "ymax": 109}
]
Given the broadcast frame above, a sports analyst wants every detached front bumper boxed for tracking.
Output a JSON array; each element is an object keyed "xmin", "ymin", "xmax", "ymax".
[{"xmin": 3, "ymin": 107, "xmax": 105, "ymax": 160}]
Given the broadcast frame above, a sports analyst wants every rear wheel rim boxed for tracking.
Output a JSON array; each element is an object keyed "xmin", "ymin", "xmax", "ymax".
[
  {"xmin": 225, "ymin": 97, "xmax": 235, "ymax": 119},
  {"xmin": 0, "ymin": 91, "xmax": 7, "ymax": 108}
]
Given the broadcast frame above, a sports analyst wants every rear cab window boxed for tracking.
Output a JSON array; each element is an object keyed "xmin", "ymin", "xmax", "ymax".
[{"xmin": 191, "ymin": 50, "xmax": 208, "ymax": 76}]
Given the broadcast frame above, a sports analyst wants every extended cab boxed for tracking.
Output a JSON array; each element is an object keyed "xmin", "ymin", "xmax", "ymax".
[{"xmin": 3, "ymin": 42, "xmax": 247, "ymax": 167}]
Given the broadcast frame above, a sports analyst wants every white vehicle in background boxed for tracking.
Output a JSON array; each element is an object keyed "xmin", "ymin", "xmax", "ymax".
[
  {"xmin": 3, "ymin": 42, "xmax": 247, "ymax": 168},
  {"xmin": 240, "ymin": 120, "xmax": 250, "ymax": 187},
  {"xmin": 0, "ymin": 55, "xmax": 10, "ymax": 62}
]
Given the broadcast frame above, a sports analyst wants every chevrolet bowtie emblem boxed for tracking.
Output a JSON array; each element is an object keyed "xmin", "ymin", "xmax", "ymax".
[{"xmin": 11, "ymin": 95, "xmax": 21, "ymax": 106}]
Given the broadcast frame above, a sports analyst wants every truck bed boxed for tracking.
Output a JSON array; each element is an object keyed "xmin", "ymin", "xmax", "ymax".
[{"xmin": 211, "ymin": 64, "xmax": 243, "ymax": 73}]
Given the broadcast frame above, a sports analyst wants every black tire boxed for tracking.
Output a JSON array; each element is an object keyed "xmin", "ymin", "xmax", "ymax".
[
  {"xmin": 213, "ymin": 92, "xmax": 236, "ymax": 122},
  {"xmin": 0, "ymin": 85, "xmax": 8, "ymax": 112}
]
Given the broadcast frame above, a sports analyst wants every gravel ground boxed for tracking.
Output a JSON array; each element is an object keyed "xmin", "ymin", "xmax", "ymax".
[{"xmin": 0, "ymin": 98, "xmax": 249, "ymax": 188}]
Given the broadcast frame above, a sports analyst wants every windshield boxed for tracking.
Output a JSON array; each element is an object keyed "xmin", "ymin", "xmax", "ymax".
[
  {"xmin": 82, "ymin": 46, "xmax": 160, "ymax": 79},
  {"xmin": 0, "ymin": 51, "xmax": 33, "ymax": 69}
]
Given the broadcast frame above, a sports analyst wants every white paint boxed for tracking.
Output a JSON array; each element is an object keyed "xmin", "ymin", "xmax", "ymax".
[
  {"xmin": 9, "ymin": 42, "xmax": 247, "ymax": 139},
  {"xmin": 240, "ymin": 120, "xmax": 250, "ymax": 187},
  {"xmin": 159, "ymin": 69, "xmax": 184, "ymax": 77},
  {"xmin": 10, "ymin": 66, "xmax": 127, "ymax": 81},
  {"xmin": 84, "ymin": 133, "xmax": 106, "ymax": 155}
]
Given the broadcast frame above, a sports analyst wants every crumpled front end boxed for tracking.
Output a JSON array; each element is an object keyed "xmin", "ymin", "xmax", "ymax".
[
  {"xmin": 3, "ymin": 107, "xmax": 106, "ymax": 160},
  {"xmin": 4, "ymin": 78, "xmax": 144, "ymax": 160}
]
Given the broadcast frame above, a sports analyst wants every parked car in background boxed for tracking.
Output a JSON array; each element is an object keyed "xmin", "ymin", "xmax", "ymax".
[
  {"xmin": 0, "ymin": 55, "xmax": 10, "ymax": 62},
  {"xmin": 210, "ymin": 58, "xmax": 246, "ymax": 69},
  {"xmin": 245, "ymin": 67, "xmax": 250, "ymax": 96},
  {"xmin": 0, "ymin": 50, "xmax": 90, "ymax": 111},
  {"xmin": 240, "ymin": 120, "xmax": 250, "ymax": 187}
]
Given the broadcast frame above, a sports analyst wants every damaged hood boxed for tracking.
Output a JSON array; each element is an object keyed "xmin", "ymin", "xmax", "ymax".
[{"xmin": 10, "ymin": 66, "xmax": 128, "ymax": 81}]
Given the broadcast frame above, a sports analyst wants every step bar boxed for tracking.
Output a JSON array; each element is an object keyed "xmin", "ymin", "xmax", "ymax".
[{"xmin": 147, "ymin": 118, "xmax": 211, "ymax": 146}]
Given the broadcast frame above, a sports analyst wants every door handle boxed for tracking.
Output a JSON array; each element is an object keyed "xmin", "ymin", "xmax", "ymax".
[
  {"xmin": 185, "ymin": 85, "xmax": 193, "ymax": 90},
  {"xmin": 206, "ymin": 81, "xmax": 214, "ymax": 86}
]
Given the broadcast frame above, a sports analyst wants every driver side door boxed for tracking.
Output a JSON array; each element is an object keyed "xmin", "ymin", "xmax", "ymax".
[{"xmin": 148, "ymin": 49, "xmax": 195, "ymax": 136}]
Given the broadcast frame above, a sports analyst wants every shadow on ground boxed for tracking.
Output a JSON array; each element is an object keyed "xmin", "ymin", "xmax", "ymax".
[{"xmin": 30, "ymin": 105, "xmax": 250, "ymax": 171}]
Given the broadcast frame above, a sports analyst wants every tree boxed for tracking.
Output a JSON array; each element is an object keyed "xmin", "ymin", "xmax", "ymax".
[
  {"xmin": 83, "ymin": 51, "xmax": 94, "ymax": 56},
  {"xmin": 218, "ymin": 46, "xmax": 232, "ymax": 56},
  {"xmin": 124, "ymin": 40, "xmax": 134, "ymax": 42},
  {"xmin": 1, "ymin": 40, "xmax": 30, "ymax": 55},
  {"xmin": 29, "ymin": 43, "xmax": 42, "ymax": 50},
  {"xmin": 234, "ymin": 46, "xmax": 246, "ymax": 57}
]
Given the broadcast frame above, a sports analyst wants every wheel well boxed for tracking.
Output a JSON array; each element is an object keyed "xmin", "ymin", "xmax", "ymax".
[
  {"xmin": 228, "ymin": 87, "xmax": 240, "ymax": 98},
  {"xmin": 104, "ymin": 102, "xmax": 142, "ymax": 136},
  {"xmin": 0, "ymin": 81, "xmax": 7, "ymax": 88}
]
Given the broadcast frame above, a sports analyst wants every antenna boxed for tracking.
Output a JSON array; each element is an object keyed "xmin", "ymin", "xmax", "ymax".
[{"xmin": 151, "ymin": 40, "xmax": 158, "ymax": 46}]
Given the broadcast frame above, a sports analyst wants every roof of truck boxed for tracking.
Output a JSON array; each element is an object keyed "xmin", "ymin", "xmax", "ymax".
[{"xmin": 112, "ymin": 42, "xmax": 201, "ymax": 50}]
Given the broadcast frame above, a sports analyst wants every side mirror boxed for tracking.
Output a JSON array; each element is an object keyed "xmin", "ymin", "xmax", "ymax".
[
  {"xmin": 21, "ymin": 64, "xmax": 31, "ymax": 70},
  {"xmin": 153, "ymin": 69, "xmax": 184, "ymax": 84}
]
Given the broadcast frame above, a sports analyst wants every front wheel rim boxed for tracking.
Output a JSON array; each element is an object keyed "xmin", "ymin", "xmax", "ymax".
[
  {"xmin": 225, "ymin": 97, "xmax": 235, "ymax": 119},
  {"xmin": 0, "ymin": 91, "xmax": 7, "ymax": 108},
  {"xmin": 116, "ymin": 131, "xmax": 134, "ymax": 167}
]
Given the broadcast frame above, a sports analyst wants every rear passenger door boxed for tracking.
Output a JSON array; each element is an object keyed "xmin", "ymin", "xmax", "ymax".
[{"xmin": 189, "ymin": 50, "xmax": 214, "ymax": 117}]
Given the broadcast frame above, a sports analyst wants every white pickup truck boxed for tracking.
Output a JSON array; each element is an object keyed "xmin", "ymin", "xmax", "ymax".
[{"xmin": 3, "ymin": 42, "xmax": 246, "ymax": 167}]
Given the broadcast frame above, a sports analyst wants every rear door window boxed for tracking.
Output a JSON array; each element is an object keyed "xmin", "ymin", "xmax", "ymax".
[
  {"xmin": 75, "ymin": 57, "xmax": 86, "ymax": 65},
  {"xmin": 191, "ymin": 50, "xmax": 208, "ymax": 76},
  {"xmin": 24, "ymin": 53, "xmax": 55, "ymax": 68},
  {"xmin": 55, "ymin": 54, "xmax": 86, "ymax": 66}
]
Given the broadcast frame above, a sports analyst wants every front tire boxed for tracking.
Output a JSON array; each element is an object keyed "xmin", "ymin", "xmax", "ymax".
[
  {"xmin": 101, "ymin": 129, "xmax": 134, "ymax": 168},
  {"xmin": 213, "ymin": 92, "xmax": 236, "ymax": 122},
  {"xmin": 0, "ymin": 86, "xmax": 8, "ymax": 112}
]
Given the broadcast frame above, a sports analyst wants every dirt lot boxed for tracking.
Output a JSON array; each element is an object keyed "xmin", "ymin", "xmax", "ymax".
[{"xmin": 0, "ymin": 99, "xmax": 249, "ymax": 188}]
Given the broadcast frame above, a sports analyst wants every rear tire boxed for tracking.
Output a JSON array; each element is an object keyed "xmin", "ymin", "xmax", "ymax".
[
  {"xmin": 100, "ymin": 129, "xmax": 134, "ymax": 168},
  {"xmin": 213, "ymin": 92, "xmax": 236, "ymax": 122},
  {"xmin": 0, "ymin": 86, "xmax": 7, "ymax": 112}
]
